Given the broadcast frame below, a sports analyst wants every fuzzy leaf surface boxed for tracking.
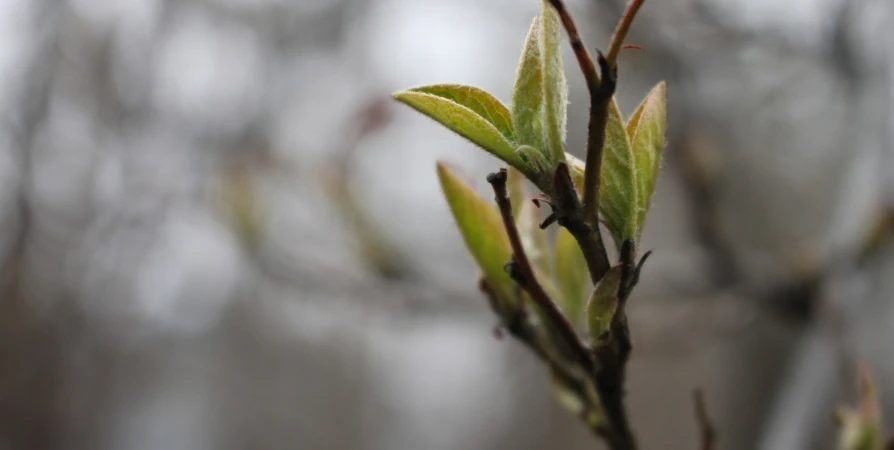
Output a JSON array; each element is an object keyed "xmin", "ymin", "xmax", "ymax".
[
  {"xmin": 596, "ymin": 99, "xmax": 638, "ymax": 245},
  {"xmin": 554, "ymin": 227, "xmax": 589, "ymax": 328},
  {"xmin": 512, "ymin": 16, "xmax": 544, "ymax": 153},
  {"xmin": 628, "ymin": 82, "xmax": 667, "ymax": 234},
  {"xmin": 395, "ymin": 91, "xmax": 522, "ymax": 169},
  {"xmin": 410, "ymin": 84, "xmax": 514, "ymax": 140},
  {"xmin": 539, "ymin": 1, "xmax": 568, "ymax": 164},
  {"xmin": 587, "ymin": 265, "xmax": 622, "ymax": 345}
]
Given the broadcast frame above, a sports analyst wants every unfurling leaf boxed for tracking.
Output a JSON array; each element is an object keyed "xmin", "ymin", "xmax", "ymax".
[
  {"xmin": 564, "ymin": 151, "xmax": 587, "ymax": 195},
  {"xmin": 410, "ymin": 84, "xmax": 514, "ymax": 140},
  {"xmin": 394, "ymin": 90, "xmax": 523, "ymax": 169},
  {"xmin": 587, "ymin": 265, "xmax": 623, "ymax": 345},
  {"xmin": 554, "ymin": 228, "xmax": 589, "ymax": 328},
  {"xmin": 517, "ymin": 201, "xmax": 552, "ymax": 278},
  {"xmin": 597, "ymin": 100, "xmax": 638, "ymax": 246},
  {"xmin": 540, "ymin": 0, "xmax": 568, "ymax": 165},
  {"xmin": 517, "ymin": 144, "xmax": 551, "ymax": 177},
  {"xmin": 437, "ymin": 162, "xmax": 516, "ymax": 307},
  {"xmin": 628, "ymin": 82, "xmax": 667, "ymax": 235},
  {"xmin": 512, "ymin": 17, "xmax": 544, "ymax": 153},
  {"xmin": 507, "ymin": 166, "xmax": 526, "ymax": 217}
]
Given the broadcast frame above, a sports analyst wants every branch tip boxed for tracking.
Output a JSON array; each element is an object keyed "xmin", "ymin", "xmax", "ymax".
[{"xmin": 693, "ymin": 389, "xmax": 717, "ymax": 450}]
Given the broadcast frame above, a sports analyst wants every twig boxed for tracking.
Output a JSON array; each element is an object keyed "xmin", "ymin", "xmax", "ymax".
[
  {"xmin": 553, "ymin": 162, "xmax": 611, "ymax": 284},
  {"xmin": 605, "ymin": 0, "xmax": 646, "ymax": 68},
  {"xmin": 546, "ymin": 0, "xmax": 599, "ymax": 92},
  {"xmin": 487, "ymin": 169, "xmax": 595, "ymax": 373},
  {"xmin": 545, "ymin": 1, "xmax": 617, "ymax": 232},
  {"xmin": 553, "ymin": 166, "xmax": 637, "ymax": 449},
  {"xmin": 693, "ymin": 389, "xmax": 716, "ymax": 450}
]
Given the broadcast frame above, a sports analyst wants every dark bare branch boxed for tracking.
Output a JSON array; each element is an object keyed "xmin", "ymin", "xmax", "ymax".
[{"xmin": 693, "ymin": 389, "xmax": 717, "ymax": 450}]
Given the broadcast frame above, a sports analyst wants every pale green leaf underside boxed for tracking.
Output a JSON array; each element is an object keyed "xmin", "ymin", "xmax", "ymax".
[
  {"xmin": 629, "ymin": 82, "xmax": 667, "ymax": 235},
  {"xmin": 540, "ymin": 0, "xmax": 568, "ymax": 164},
  {"xmin": 598, "ymin": 99, "xmax": 638, "ymax": 245},
  {"xmin": 409, "ymin": 84, "xmax": 514, "ymax": 141},
  {"xmin": 587, "ymin": 265, "xmax": 622, "ymax": 345},
  {"xmin": 512, "ymin": 16, "xmax": 544, "ymax": 152},
  {"xmin": 555, "ymin": 227, "xmax": 589, "ymax": 328},
  {"xmin": 436, "ymin": 162, "xmax": 516, "ymax": 306},
  {"xmin": 395, "ymin": 91, "xmax": 523, "ymax": 169}
]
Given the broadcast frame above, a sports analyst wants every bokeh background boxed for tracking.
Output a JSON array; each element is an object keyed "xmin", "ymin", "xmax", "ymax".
[{"xmin": 0, "ymin": 0, "xmax": 893, "ymax": 449}]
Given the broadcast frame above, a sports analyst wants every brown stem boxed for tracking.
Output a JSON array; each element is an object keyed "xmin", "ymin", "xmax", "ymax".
[
  {"xmin": 546, "ymin": 0, "xmax": 599, "ymax": 92},
  {"xmin": 693, "ymin": 389, "xmax": 716, "ymax": 450},
  {"xmin": 552, "ymin": 162, "xmax": 636, "ymax": 450},
  {"xmin": 605, "ymin": 0, "xmax": 646, "ymax": 68},
  {"xmin": 545, "ymin": 0, "xmax": 616, "ymax": 222},
  {"xmin": 487, "ymin": 169, "xmax": 595, "ymax": 373},
  {"xmin": 553, "ymin": 162, "xmax": 611, "ymax": 285},
  {"xmin": 581, "ymin": 54, "xmax": 616, "ymax": 222}
]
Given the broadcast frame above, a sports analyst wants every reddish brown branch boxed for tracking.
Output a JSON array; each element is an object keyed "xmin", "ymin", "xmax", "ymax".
[
  {"xmin": 546, "ymin": 0, "xmax": 599, "ymax": 92},
  {"xmin": 693, "ymin": 389, "xmax": 717, "ymax": 450},
  {"xmin": 606, "ymin": 0, "xmax": 647, "ymax": 67}
]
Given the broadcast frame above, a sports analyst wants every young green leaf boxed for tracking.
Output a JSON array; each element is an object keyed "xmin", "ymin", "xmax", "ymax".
[
  {"xmin": 517, "ymin": 144, "xmax": 551, "ymax": 179},
  {"xmin": 394, "ymin": 91, "xmax": 523, "ymax": 169},
  {"xmin": 597, "ymin": 99, "xmax": 638, "ymax": 246},
  {"xmin": 507, "ymin": 166, "xmax": 526, "ymax": 217},
  {"xmin": 410, "ymin": 84, "xmax": 515, "ymax": 141},
  {"xmin": 586, "ymin": 265, "xmax": 623, "ymax": 345},
  {"xmin": 628, "ymin": 82, "xmax": 667, "ymax": 235},
  {"xmin": 564, "ymin": 152, "xmax": 586, "ymax": 195},
  {"xmin": 554, "ymin": 227, "xmax": 589, "ymax": 328},
  {"xmin": 540, "ymin": 0, "xmax": 568, "ymax": 165},
  {"xmin": 436, "ymin": 162, "xmax": 517, "ymax": 307},
  {"xmin": 517, "ymin": 201, "xmax": 552, "ymax": 278},
  {"xmin": 512, "ymin": 16, "xmax": 544, "ymax": 152}
]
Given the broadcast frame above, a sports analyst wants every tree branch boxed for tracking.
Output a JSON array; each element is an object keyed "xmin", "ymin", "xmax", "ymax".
[
  {"xmin": 487, "ymin": 169, "xmax": 595, "ymax": 372},
  {"xmin": 605, "ymin": 0, "xmax": 646, "ymax": 68},
  {"xmin": 553, "ymin": 162, "xmax": 611, "ymax": 284},
  {"xmin": 693, "ymin": 389, "xmax": 717, "ymax": 450}
]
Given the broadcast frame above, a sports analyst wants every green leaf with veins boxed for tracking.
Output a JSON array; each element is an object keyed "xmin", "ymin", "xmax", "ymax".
[
  {"xmin": 394, "ymin": 90, "xmax": 523, "ymax": 170},
  {"xmin": 410, "ymin": 84, "xmax": 515, "ymax": 141}
]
